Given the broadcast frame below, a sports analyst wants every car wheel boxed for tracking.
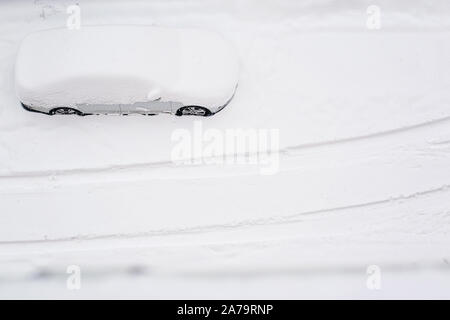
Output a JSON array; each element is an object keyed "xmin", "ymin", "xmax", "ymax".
[
  {"xmin": 50, "ymin": 107, "xmax": 83, "ymax": 116},
  {"xmin": 176, "ymin": 106, "xmax": 211, "ymax": 117}
]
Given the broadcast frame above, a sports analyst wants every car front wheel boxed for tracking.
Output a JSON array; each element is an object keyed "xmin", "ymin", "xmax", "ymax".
[
  {"xmin": 176, "ymin": 106, "xmax": 211, "ymax": 117},
  {"xmin": 50, "ymin": 107, "xmax": 83, "ymax": 116}
]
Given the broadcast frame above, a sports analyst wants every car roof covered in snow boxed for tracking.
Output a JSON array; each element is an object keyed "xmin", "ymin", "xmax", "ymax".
[{"xmin": 15, "ymin": 25, "xmax": 239, "ymax": 107}]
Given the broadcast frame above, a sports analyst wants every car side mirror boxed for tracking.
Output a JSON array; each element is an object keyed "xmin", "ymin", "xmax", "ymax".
[{"xmin": 147, "ymin": 88, "xmax": 162, "ymax": 101}]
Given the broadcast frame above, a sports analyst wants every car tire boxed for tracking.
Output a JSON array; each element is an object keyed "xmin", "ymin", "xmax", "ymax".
[
  {"xmin": 50, "ymin": 107, "xmax": 83, "ymax": 116},
  {"xmin": 176, "ymin": 106, "xmax": 211, "ymax": 117}
]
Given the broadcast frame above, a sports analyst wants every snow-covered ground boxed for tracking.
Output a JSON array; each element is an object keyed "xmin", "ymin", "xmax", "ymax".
[{"xmin": 1, "ymin": 0, "xmax": 450, "ymax": 299}]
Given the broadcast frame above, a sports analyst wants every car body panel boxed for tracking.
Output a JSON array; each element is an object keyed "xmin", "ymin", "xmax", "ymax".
[
  {"xmin": 76, "ymin": 103, "xmax": 120, "ymax": 114},
  {"xmin": 120, "ymin": 100, "xmax": 179, "ymax": 114}
]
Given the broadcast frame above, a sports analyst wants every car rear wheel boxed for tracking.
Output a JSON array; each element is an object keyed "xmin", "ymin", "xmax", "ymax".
[
  {"xmin": 176, "ymin": 106, "xmax": 211, "ymax": 117},
  {"xmin": 50, "ymin": 107, "xmax": 83, "ymax": 116}
]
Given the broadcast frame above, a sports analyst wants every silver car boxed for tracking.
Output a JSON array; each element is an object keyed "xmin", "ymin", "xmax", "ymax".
[{"xmin": 15, "ymin": 26, "xmax": 239, "ymax": 116}]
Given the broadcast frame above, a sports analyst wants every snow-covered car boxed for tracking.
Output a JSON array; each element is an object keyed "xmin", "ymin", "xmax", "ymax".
[{"xmin": 15, "ymin": 26, "xmax": 239, "ymax": 116}]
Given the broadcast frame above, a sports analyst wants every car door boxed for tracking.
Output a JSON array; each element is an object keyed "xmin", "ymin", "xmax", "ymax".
[
  {"xmin": 122, "ymin": 100, "xmax": 173, "ymax": 114},
  {"xmin": 76, "ymin": 103, "xmax": 121, "ymax": 115}
]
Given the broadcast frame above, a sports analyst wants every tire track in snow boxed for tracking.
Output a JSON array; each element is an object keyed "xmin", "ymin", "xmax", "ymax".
[
  {"xmin": 0, "ymin": 114, "xmax": 450, "ymax": 184},
  {"xmin": 0, "ymin": 183, "xmax": 448, "ymax": 245},
  {"xmin": 284, "ymin": 114, "xmax": 450, "ymax": 153}
]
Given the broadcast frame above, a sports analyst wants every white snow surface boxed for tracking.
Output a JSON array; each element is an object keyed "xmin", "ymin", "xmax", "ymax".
[
  {"xmin": 1, "ymin": 0, "xmax": 450, "ymax": 299},
  {"xmin": 15, "ymin": 25, "xmax": 239, "ymax": 110}
]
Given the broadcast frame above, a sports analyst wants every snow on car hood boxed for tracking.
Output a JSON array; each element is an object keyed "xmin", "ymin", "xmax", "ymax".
[
  {"xmin": 172, "ymin": 28, "xmax": 239, "ymax": 108},
  {"xmin": 15, "ymin": 25, "xmax": 239, "ymax": 108}
]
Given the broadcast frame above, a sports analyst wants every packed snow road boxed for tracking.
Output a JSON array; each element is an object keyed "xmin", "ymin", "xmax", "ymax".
[{"xmin": 0, "ymin": 0, "xmax": 450, "ymax": 298}]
